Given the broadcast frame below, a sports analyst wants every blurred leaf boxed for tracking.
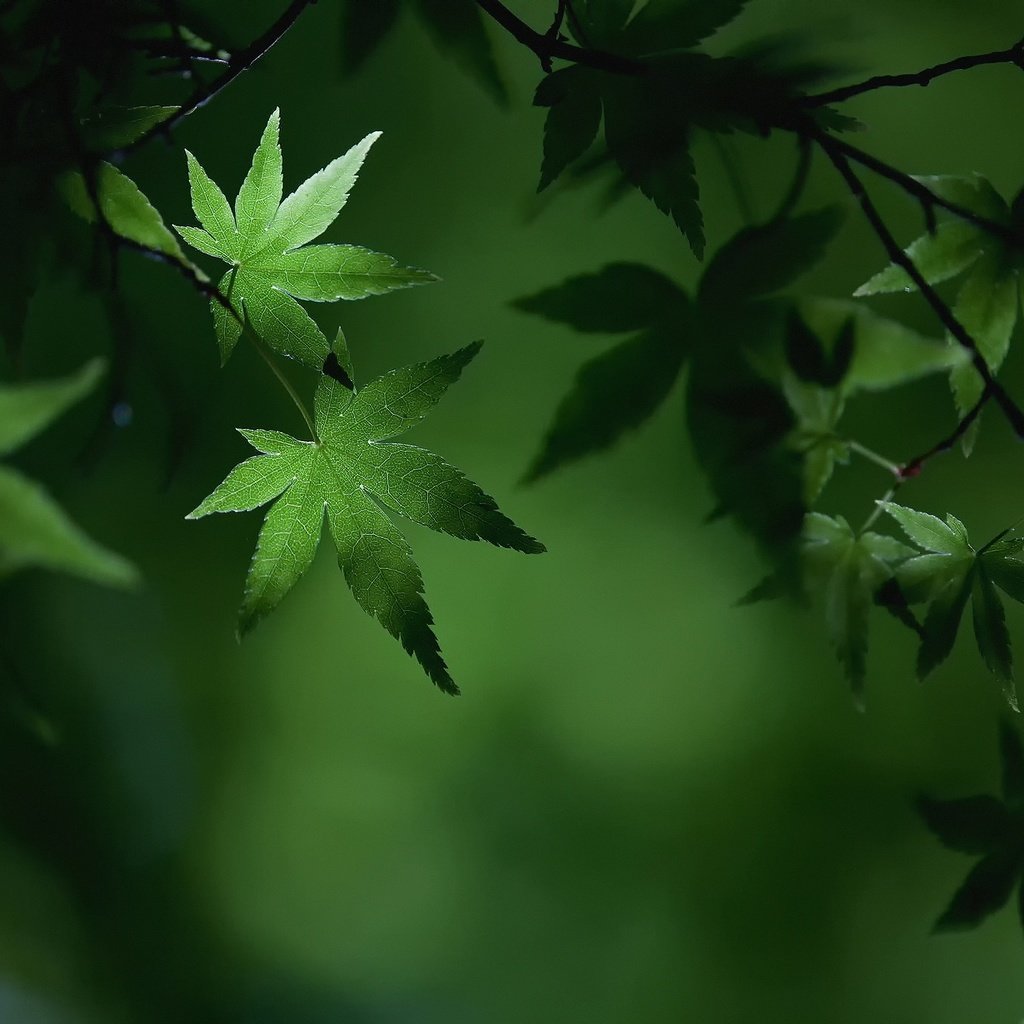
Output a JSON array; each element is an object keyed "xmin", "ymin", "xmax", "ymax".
[
  {"xmin": 973, "ymin": 567, "xmax": 1015, "ymax": 706},
  {"xmin": 0, "ymin": 360, "xmax": 136, "ymax": 587},
  {"xmin": 339, "ymin": 0, "xmax": 401, "ymax": 74},
  {"xmin": 0, "ymin": 466, "xmax": 137, "ymax": 586},
  {"xmin": 79, "ymin": 104, "xmax": 179, "ymax": 150},
  {"xmin": 934, "ymin": 849, "xmax": 1021, "ymax": 932},
  {"xmin": 535, "ymin": 67, "xmax": 603, "ymax": 191},
  {"xmin": 189, "ymin": 342, "xmax": 543, "ymax": 693},
  {"xmin": 800, "ymin": 513, "xmax": 913, "ymax": 693},
  {"xmin": 175, "ymin": 110, "xmax": 436, "ymax": 368},
  {"xmin": 784, "ymin": 310, "xmax": 854, "ymax": 388},
  {"xmin": 698, "ymin": 208, "xmax": 844, "ymax": 308},
  {"xmin": 619, "ymin": 0, "xmax": 752, "ymax": 54},
  {"xmin": 602, "ymin": 74, "xmax": 704, "ymax": 256},
  {"xmin": 1002, "ymin": 722, "xmax": 1024, "ymax": 805},
  {"xmin": 797, "ymin": 298, "xmax": 966, "ymax": 393},
  {"xmin": 415, "ymin": 0, "xmax": 506, "ymax": 104},
  {"xmin": 0, "ymin": 359, "xmax": 103, "ymax": 456},
  {"xmin": 525, "ymin": 328, "xmax": 687, "ymax": 481},
  {"xmin": 917, "ymin": 790, "xmax": 1011, "ymax": 856},
  {"xmin": 515, "ymin": 262, "xmax": 687, "ymax": 333}
]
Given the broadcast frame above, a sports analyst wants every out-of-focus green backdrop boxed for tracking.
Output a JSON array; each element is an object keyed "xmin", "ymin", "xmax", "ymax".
[{"xmin": 4, "ymin": 1, "xmax": 1024, "ymax": 1020}]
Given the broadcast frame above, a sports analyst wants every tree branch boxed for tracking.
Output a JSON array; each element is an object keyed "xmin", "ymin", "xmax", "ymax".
[
  {"xmin": 113, "ymin": 0, "xmax": 318, "ymax": 157},
  {"xmin": 804, "ymin": 37, "xmax": 1024, "ymax": 108},
  {"xmin": 473, "ymin": 0, "xmax": 642, "ymax": 74},
  {"xmin": 812, "ymin": 127, "xmax": 1024, "ymax": 442}
]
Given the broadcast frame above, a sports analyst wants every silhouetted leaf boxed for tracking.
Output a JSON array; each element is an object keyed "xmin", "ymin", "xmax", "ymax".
[
  {"xmin": 698, "ymin": 207, "xmax": 844, "ymax": 307},
  {"xmin": 1001, "ymin": 723, "xmax": 1024, "ymax": 805},
  {"xmin": 536, "ymin": 67, "xmax": 603, "ymax": 191},
  {"xmin": 340, "ymin": 0, "xmax": 401, "ymax": 74},
  {"xmin": 515, "ymin": 262, "xmax": 687, "ymax": 333},
  {"xmin": 918, "ymin": 795, "xmax": 1009, "ymax": 855},
  {"xmin": 934, "ymin": 849, "xmax": 1021, "ymax": 932},
  {"xmin": 525, "ymin": 328, "xmax": 687, "ymax": 482},
  {"xmin": 602, "ymin": 75, "xmax": 704, "ymax": 256},
  {"xmin": 619, "ymin": 0, "xmax": 752, "ymax": 54},
  {"xmin": 416, "ymin": 0, "xmax": 506, "ymax": 104}
]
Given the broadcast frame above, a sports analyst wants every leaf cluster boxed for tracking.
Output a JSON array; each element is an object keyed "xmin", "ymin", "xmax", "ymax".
[{"xmin": 535, "ymin": 0, "xmax": 847, "ymax": 256}]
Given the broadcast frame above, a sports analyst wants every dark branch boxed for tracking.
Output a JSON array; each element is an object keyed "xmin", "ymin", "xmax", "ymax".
[
  {"xmin": 804, "ymin": 37, "xmax": 1024, "ymax": 108},
  {"xmin": 812, "ymin": 127, "xmax": 1024, "ymax": 441},
  {"xmin": 473, "ymin": 0, "xmax": 642, "ymax": 75},
  {"xmin": 113, "ymin": 0, "xmax": 318, "ymax": 157},
  {"xmin": 823, "ymin": 133, "xmax": 1019, "ymax": 246},
  {"xmin": 898, "ymin": 391, "xmax": 989, "ymax": 480}
]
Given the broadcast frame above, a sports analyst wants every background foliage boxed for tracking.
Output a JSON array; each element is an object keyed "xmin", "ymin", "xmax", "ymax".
[{"xmin": 4, "ymin": 0, "xmax": 1024, "ymax": 1020}]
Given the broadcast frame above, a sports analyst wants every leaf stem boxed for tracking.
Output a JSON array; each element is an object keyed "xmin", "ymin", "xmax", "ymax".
[
  {"xmin": 848, "ymin": 440, "xmax": 901, "ymax": 476},
  {"xmin": 245, "ymin": 330, "xmax": 318, "ymax": 442}
]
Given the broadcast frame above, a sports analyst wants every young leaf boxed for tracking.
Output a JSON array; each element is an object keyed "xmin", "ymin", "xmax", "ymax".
[
  {"xmin": 176, "ymin": 111, "xmax": 437, "ymax": 369},
  {"xmin": 188, "ymin": 342, "xmax": 543, "ymax": 694}
]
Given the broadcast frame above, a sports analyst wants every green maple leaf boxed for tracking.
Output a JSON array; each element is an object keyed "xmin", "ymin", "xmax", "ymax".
[
  {"xmin": 855, "ymin": 174, "xmax": 1023, "ymax": 452},
  {"xmin": 919, "ymin": 723, "xmax": 1024, "ymax": 933},
  {"xmin": 800, "ymin": 512, "xmax": 914, "ymax": 696},
  {"xmin": 882, "ymin": 502, "xmax": 1024, "ymax": 708},
  {"xmin": 175, "ymin": 109, "xmax": 438, "ymax": 370},
  {"xmin": 0, "ymin": 360, "xmax": 137, "ymax": 586},
  {"xmin": 188, "ymin": 337, "xmax": 543, "ymax": 694}
]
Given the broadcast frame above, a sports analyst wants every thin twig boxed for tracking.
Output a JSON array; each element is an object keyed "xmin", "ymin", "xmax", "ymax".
[
  {"xmin": 804, "ymin": 37, "xmax": 1024, "ymax": 108},
  {"xmin": 822, "ymin": 132, "xmax": 1019, "ymax": 245},
  {"xmin": 473, "ymin": 0, "xmax": 642, "ymax": 74},
  {"xmin": 812, "ymin": 127, "xmax": 1024, "ymax": 441},
  {"xmin": 113, "ymin": 0, "xmax": 318, "ymax": 157}
]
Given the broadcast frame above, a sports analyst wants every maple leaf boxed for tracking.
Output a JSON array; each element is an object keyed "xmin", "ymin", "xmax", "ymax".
[
  {"xmin": 919, "ymin": 723, "xmax": 1024, "ymax": 932},
  {"xmin": 0, "ymin": 360, "xmax": 137, "ymax": 586},
  {"xmin": 175, "ymin": 109, "xmax": 438, "ymax": 370},
  {"xmin": 883, "ymin": 503, "xmax": 1024, "ymax": 708},
  {"xmin": 855, "ymin": 174, "xmax": 1023, "ymax": 453},
  {"xmin": 187, "ymin": 336, "xmax": 544, "ymax": 694}
]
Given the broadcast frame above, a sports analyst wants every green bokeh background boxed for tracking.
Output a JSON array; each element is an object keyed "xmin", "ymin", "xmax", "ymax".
[{"xmin": 4, "ymin": 1, "xmax": 1024, "ymax": 1020}]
